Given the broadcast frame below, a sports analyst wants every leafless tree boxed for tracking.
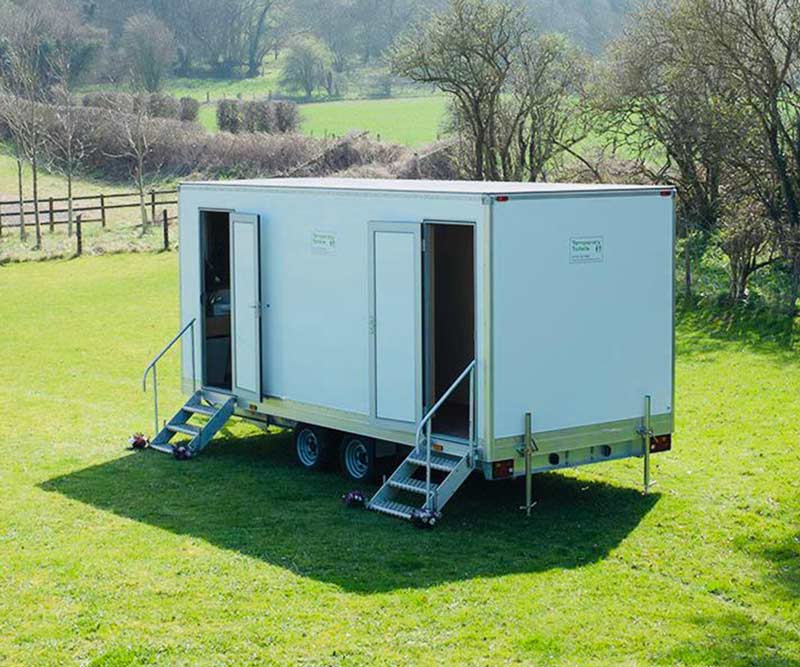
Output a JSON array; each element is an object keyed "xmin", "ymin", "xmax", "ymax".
[
  {"xmin": 594, "ymin": 0, "xmax": 749, "ymax": 299},
  {"xmin": 120, "ymin": 13, "xmax": 175, "ymax": 92},
  {"xmin": 685, "ymin": 0, "xmax": 800, "ymax": 311},
  {"xmin": 392, "ymin": 0, "xmax": 588, "ymax": 181},
  {"xmin": 105, "ymin": 105, "xmax": 161, "ymax": 234},
  {"xmin": 47, "ymin": 71, "xmax": 89, "ymax": 237}
]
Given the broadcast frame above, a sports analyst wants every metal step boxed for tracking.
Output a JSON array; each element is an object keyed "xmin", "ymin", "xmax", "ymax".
[
  {"xmin": 167, "ymin": 423, "xmax": 201, "ymax": 437},
  {"xmin": 407, "ymin": 452, "xmax": 460, "ymax": 472},
  {"xmin": 184, "ymin": 404, "xmax": 216, "ymax": 417},
  {"xmin": 389, "ymin": 475, "xmax": 438, "ymax": 496},
  {"xmin": 369, "ymin": 499, "xmax": 417, "ymax": 520},
  {"xmin": 149, "ymin": 442, "xmax": 175, "ymax": 455}
]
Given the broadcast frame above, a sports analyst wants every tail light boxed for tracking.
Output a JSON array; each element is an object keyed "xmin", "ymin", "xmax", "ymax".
[
  {"xmin": 492, "ymin": 459, "xmax": 514, "ymax": 479},
  {"xmin": 650, "ymin": 434, "xmax": 672, "ymax": 453}
]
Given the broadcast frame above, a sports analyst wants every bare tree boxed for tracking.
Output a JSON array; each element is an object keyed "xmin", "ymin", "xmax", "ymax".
[
  {"xmin": 47, "ymin": 77, "xmax": 89, "ymax": 237},
  {"xmin": 720, "ymin": 196, "xmax": 779, "ymax": 301},
  {"xmin": 121, "ymin": 13, "xmax": 174, "ymax": 92},
  {"xmin": 105, "ymin": 105, "xmax": 160, "ymax": 234},
  {"xmin": 594, "ymin": 0, "xmax": 748, "ymax": 299},
  {"xmin": 0, "ymin": 10, "xmax": 50, "ymax": 249},
  {"xmin": 392, "ymin": 0, "xmax": 587, "ymax": 181},
  {"xmin": 280, "ymin": 37, "xmax": 332, "ymax": 98},
  {"xmin": 0, "ymin": 93, "xmax": 28, "ymax": 242},
  {"xmin": 686, "ymin": 0, "xmax": 800, "ymax": 311},
  {"xmin": 391, "ymin": 0, "xmax": 525, "ymax": 180}
]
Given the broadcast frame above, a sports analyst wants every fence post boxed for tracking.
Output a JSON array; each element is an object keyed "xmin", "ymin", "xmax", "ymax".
[
  {"xmin": 162, "ymin": 209, "xmax": 169, "ymax": 251},
  {"xmin": 48, "ymin": 197, "xmax": 54, "ymax": 233},
  {"xmin": 100, "ymin": 193, "xmax": 106, "ymax": 229},
  {"xmin": 150, "ymin": 190, "xmax": 156, "ymax": 226},
  {"xmin": 76, "ymin": 214, "xmax": 82, "ymax": 256}
]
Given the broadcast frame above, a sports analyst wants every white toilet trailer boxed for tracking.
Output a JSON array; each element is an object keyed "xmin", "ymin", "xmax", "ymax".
[{"xmin": 144, "ymin": 178, "xmax": 675, "ymax": 522}]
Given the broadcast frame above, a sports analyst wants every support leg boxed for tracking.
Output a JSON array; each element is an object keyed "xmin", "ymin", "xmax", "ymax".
[
  {"xmin": 520, "ymin": 411, "xmax": 536, "ymax": 515},
  {"xmin": 642, "ymin": 395, "xmax": 653, "ymax": 494}
]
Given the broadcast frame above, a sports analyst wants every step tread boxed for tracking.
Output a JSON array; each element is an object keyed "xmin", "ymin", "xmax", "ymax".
[
  {"xmin": 369, "ymin": 499, "xmax": 419, "ymax": 520},
  {"xmin": 167, "ymin": 423, "xmax": 201, "ymax": 436},
  {"xmin": 184, "ymin": 404, "xmax": 216, "ymax": 417},
  {"xmin": 389, "ymin": 476, "xmax": 437, "ymax": 495},
  {"xmin": 407, "ymin": 452, "xmax": 461, "ymax": 472},
  {"xmin": 149, "ymin": 443, "xmax": 175, "ymax": 455}
]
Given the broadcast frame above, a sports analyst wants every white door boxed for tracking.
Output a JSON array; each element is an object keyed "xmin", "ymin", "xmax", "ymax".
[
  {"xmin": 369, "ymin": 222, "xmax": 422, "ymax": 425},
  {"xmin": 231, "ymin": 212, "xmax": 261, "ymax": 403}
]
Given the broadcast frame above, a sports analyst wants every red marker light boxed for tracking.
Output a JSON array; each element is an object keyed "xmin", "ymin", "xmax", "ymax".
[
  {"xmin": 496, "ymin": 195, "xmax": 509, "ymax": 202},
  {"xmin": 660, "ymin": 189, "xmax": 674, "ymax": 197}
]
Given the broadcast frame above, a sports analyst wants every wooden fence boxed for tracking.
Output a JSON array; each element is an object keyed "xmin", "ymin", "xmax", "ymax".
[{"xmin": 0, "ymin": 188, "xmax": 177, "ymax": 232}]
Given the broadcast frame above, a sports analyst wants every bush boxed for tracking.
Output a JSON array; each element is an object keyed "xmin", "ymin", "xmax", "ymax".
[
  {"xmin": 179, "ymin": 97, "xmax": 200, "ymax": 122},
  {"xmin": 81, "ymin": 92, "xmax": 134, "ymax": 113},
  {"xmin": 216, "ymin": 99, "xmax": 243, "ymax": 133},
  {"xmin": 147, "ymin": 93, "xmax": 180, "ymax": 119},
  {"xmin": 273, "ymin": 101, "xmax": 300, "ymax": 133},
  {"xmin": 83, "ymin": 91, "xmax": 190, "ymax": 121},
  {"xmin": 215, "ymin": 99, "xmax": 299, "ymax": 134}
]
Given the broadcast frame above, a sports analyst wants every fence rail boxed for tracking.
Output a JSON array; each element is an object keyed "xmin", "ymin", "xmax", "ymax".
[{"xmin": 0, "ymin": 188, "xmax": 178, "ymax": 229}]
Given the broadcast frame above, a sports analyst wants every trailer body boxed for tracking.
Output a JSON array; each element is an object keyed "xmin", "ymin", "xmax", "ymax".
[{"xmin": 169, "ymin": 178, "xmax": 674, "ymax": 511}]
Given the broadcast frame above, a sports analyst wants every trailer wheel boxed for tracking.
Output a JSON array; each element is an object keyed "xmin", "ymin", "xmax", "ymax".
[
  {"xmin": 294, "ymin": 424, "xmax": 334, "ymax": 471},
  {"xmin": 339, "ymin": 434, "xmax": 376, "ymax": 482}
]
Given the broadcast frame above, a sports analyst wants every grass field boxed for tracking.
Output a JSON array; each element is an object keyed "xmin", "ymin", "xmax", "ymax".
[
  {"xmin": 300, "ymin": 96, "xmax": 447, "ymax": 146},
  {"xmin": 195, "ymin": 96, "xmax": 446, "ymax": 146},
  {"xmin": 0, "ymin": 253, "xmax": 798, "ymax": 666}
]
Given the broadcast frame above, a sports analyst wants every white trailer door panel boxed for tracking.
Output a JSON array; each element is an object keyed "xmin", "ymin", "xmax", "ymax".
[
  {"xmin": 231, "ymin": 212, "xmax": 261, "ymax": 402},
  {"xmin": 369, "ymin": 222, "xmax": 422, "ymax": 425}
]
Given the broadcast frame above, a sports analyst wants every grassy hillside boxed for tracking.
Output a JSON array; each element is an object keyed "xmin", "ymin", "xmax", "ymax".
[{"xmin": 0, "ymin": 253, "xmax": 797, "ymax": 666}]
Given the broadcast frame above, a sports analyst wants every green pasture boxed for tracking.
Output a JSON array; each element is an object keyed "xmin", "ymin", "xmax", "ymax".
[{"xmin": 0, "ymin": 253, "xmax": 797, "ymax": 666}]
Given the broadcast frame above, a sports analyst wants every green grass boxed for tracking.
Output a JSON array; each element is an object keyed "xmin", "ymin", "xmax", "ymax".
[
  {"xmin": 300, "ymin": 96, "xmax": 447, "ymax": 146},
  {"xmin": 0, "ymin": 254, "xmax": 798, "ymax": 666}
]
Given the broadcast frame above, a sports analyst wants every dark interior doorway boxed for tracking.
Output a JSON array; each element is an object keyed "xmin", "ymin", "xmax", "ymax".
[
  {"xmin": 201, "ymin": 211, "xmax": 232, "ymax": 390},
  {"xmin": 424, "ymin": 223, "xmax": 475, "ymax": 439}
]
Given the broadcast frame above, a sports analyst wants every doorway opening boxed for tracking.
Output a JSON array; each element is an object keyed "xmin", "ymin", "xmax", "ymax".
[
  {"xmin": 201, "ymin": 211, "xmax": 232, "ymax": 391},
  {"xmin": 423, "ymin": 223, "xmax": 475, "ymax": 439}
]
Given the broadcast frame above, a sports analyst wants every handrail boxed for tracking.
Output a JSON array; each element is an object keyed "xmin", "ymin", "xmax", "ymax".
[
  {"xmin": 142, "ymin": 318, "xmax": 197, "ymax": 439},
  {"xmin": 416, "ymin": 359, "xmax": 476, "ymax": 510}
]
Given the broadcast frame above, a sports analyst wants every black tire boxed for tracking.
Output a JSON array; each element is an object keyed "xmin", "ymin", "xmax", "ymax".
[
  {"xmin": 339, "ymin": 434, "xmax": 376, "ymax": 482},
  {"xmin": 294, "ymin": 424, "xmax": 334, "ymax": 471}
]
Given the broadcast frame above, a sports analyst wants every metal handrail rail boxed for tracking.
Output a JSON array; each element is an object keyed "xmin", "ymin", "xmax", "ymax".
[
  {"xmin": 142, "ymin": 318, "xmax": 197, "ymax": 438},
  {"xmin": 416, "ymin": 359, "xmax": 476, "ymax": 510}
]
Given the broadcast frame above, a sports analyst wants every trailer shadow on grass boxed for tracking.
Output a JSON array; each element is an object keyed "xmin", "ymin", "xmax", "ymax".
[{"xmin": 40, "ymin": 429, "xmax": 659, "ymax": 594}]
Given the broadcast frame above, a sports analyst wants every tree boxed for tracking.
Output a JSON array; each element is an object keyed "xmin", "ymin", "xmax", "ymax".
[
  {"xmin": 120, "ymin": 13, "xmax": 174, "ymax": 92},
  {"xmin": 686, "ymin": 0, "xmax": 800, "ymax": 312},
  {"xmin": 594, "ymin": 0, "xmax": 747, "ymax": 299},
  {"xmin": 47, "ymin": 78, "xmax": 89, "ymax": 237},
  {"xmin": 719, "ymin": 196, "xmax": 779, "ymax": 301},
  {"xmin": 392, "ymin": 0, "xmax": 587, "ymax": 181},
  {"xmin": 0, "ymin": 1, "xmax": 55, "ymax": 249},
  {"xmin": 280, "ymin": 37, "xmax": 331, "ymax": 98},
  {"xmin": 105, "ymin": 105, "xmax": 160, "ymax": 234}
]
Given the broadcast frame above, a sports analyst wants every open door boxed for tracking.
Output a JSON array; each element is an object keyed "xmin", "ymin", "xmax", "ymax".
[
  {"xmin": 231, "ymin": 212, "xmax": 261, "ymax": 403},
  {"xmin": 369, "ymin": 222, "xmax": 422, "ymax": 425}
]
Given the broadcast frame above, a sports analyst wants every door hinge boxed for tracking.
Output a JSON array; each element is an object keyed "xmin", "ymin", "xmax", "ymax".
[{"xmin": 369, "ymin": 316, "xmax": 376, "ymax": 335}]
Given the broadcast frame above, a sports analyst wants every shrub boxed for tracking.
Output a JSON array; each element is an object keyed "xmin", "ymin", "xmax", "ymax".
[
  {"xmin": 83, "ymin": 91, "xmax": 190, "ymax": 121},
  {"xmin": 147, "ymin": 93, "xmax": 181, "ymax": 119},
  {"xmin": 179, "ymin": 97, "xmax": 200, "ymax": 122},
  {"xmin": 81, "ymin": 92, "xmax": 134, "ymax": 113},
  {"xmin": 3, "ymin": 95, "xmax": 408, "ymax": 183},
  {"xmin": 273, "ymin": 101, "xmax": 300, "ymax": 133},
  {"xmin": 215, "ymin": 99, "xmax": 299, "ymax": 134},
  {"xmin": 217, "ymin": 99, "xmax": 242, "ymax": 133}
]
